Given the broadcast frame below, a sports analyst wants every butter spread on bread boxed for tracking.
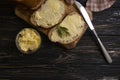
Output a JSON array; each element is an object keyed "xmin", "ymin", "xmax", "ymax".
[
  {"xmin": 31, "ymin": 0, "xmax": 65, "ymax": 28},
  {"xmin": 48, "ymin": 12, "xmax": 85, "ymax": 44}
]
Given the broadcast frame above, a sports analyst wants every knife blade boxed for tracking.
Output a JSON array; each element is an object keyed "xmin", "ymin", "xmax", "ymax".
[{"xmin": 75, "ymin": 1, "xmax": 112, "ymax": 63}]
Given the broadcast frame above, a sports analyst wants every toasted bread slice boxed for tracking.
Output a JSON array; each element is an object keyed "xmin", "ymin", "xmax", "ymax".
[
  {"xmin": 31, "ymin": 0, "xmax": 66, "ymax": 29},
  {"xmin": 48, "ymin": 12, "xmax": 86, "ymax": 44},
  {"xmin": 48, "ymin": 12, "xmax": 87, "ymax": 48},
  {"xmin": 15, "ymin": 0, "xmax": 92, "ymax": 49}
]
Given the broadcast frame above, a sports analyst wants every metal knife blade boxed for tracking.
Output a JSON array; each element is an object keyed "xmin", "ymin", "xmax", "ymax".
[
  {"xmin": 75, "ymin": 1, "xmax": 112, "ymax": 63},
  {"xmin": 75, "ymin": 1, "xmax": 94, "ymax": 30}
]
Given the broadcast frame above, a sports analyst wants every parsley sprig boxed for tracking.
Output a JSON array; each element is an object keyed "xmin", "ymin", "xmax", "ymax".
[{"xmin": 57, "ymin": 26, "xmax": 70, "ymax": 38}]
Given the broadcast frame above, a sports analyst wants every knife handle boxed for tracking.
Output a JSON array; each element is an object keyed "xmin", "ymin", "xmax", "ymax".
[{"xmin": 92, "ymin": 29, "xmax": 112, "ymax": 63}]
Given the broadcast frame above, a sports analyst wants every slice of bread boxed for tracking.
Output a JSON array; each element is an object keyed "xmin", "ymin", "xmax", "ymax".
[
  {"xmin": 48, "ymin": 12, "xmax": 86, "ymax": 44},
  {"xmin": 15, "ymin": 0, "xmax": 92, "ymax": 49},
  {"xmin": 31, "ymin": 0, "xmax": 66, "ymax": 29}
]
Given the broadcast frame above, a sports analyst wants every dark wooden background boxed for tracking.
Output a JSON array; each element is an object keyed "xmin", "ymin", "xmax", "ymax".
[{"xmin": 0, "ymin": 0, "xmax": 120, "ymax": 80}]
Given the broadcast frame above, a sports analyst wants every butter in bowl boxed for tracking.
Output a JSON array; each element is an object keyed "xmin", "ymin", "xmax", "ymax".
[{"xmin": 16, "ymin": 28, "xmax": 41, "ymax": 54}]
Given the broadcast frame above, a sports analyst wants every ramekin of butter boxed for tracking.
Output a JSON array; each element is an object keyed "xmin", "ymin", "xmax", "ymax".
[{"xmin": 16, "ymin": 28, "xmax": 41, "ymax": 54}]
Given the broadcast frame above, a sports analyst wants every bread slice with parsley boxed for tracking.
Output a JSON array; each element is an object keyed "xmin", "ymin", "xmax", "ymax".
[
  {"xmin": 48, "ymin": 12, "xmax": 87, "ymax": 49},
  {"xmin": 15, "ymin": 0, "xmax": 92, "ymax": 49}
]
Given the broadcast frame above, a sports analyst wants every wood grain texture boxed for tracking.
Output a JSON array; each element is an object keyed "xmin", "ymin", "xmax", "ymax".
[{"xmin": 0, "ymin": 0, "xmax": 120, "ymax": 80}]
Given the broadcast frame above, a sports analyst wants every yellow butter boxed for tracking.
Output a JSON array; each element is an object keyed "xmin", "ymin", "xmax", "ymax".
[{"xmin": 16, "ymin": 28, "xmax": 41, "ymax": 53}]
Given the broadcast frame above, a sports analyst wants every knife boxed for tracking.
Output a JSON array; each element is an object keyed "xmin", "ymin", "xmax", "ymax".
[{"xmin": 75, "ymin": 1, "xmax": 112, "ymax": 63}]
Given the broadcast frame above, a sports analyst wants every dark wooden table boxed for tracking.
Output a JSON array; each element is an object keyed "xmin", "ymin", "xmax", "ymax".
[{"xmin": 0, "ymin": 0, "xmax": 120, "ymax": 80}]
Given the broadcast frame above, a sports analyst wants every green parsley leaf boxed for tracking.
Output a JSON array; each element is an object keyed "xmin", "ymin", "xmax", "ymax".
[{"xmin": 57, "ymin": 26, "xmax": 70, "ymax": 38}]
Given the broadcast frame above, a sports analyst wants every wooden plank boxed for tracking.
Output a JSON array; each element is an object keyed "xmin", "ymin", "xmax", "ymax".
[
  {"xmin": 0, "ymin": 36, "xmax": 119, "ymax": 65},
  {"xmin": 0, "ymin": 0, "xmax": 120, "ymax": 80}
]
